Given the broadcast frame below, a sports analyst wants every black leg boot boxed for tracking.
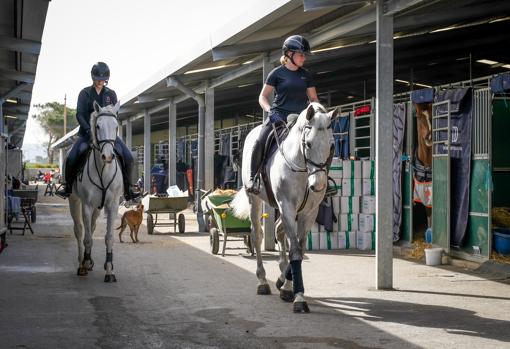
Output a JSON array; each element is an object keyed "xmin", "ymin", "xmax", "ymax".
[
  {"xmin": 246, "ymin": 139, "xmax": 264, "ymax": 194},
  {"xmin": 56, "ymin": 158, "xmax": 74, "ymax": 199}
]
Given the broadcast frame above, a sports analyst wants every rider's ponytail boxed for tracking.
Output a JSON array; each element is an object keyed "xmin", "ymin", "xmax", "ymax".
[{"xmin": 280, "ymin": 55, "xmax": 288, "ymax": 65}]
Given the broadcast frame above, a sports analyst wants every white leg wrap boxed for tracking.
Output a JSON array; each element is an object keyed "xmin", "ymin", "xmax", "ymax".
[
  {"xmin": 283, "ymin": 279, "xmax": 293, "ymax": 291},
  {"xmin": 294, "ymin": 292, "xmax": 305, "ymax": 303}
]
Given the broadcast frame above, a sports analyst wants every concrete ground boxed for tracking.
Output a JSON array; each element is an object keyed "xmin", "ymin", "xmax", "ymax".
[{"xmin": 1, "ymin": 186, "xmax": 510, "ymax": 349}]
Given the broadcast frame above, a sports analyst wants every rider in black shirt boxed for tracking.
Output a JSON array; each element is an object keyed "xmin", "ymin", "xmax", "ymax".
[
  {"xmin": 56, "ymin": 62, "xmax": 140, "ymax": 201},
  {"xmin": 246, "ymin": 35, "xmax": 318, "ymax": 193}
]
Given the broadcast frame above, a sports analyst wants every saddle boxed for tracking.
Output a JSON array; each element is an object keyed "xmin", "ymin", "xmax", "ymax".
[{"xmin": 259, "ymin": 115, "xmax": 298, "ymax": 207}]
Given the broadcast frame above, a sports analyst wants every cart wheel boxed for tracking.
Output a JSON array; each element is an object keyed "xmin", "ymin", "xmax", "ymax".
[
  {"xmin": 210, "ymin": 228, "xmax": 219, "ymax": 255},
  {"xmin": 147, "ymin": 213, "xmax": 154, "ymax": 235},
  {"xmin": 244, "ymin": 235, "xmax": 254, "ymax": 255},
  {"xmin": 178, "ymin": 213, "xmax": 185, "ymax": 234},
  {"xmin": 31, "ymin": 206, "xmax": 37, "ymax": 223}
]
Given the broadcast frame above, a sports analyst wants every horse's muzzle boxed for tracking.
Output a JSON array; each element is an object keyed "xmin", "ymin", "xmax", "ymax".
[{"xmin": 102, "ymin": 153, "xmax": 115, "ymax": 163}]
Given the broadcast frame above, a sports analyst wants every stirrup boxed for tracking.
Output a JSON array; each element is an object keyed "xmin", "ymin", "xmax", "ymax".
[
  {"xmin": 55, "ymin": 184, "xmax": 71, "ymax": 199},
  {"xmin": 246, "ymin": 176, "xmax": 260, "ymax": 194}
]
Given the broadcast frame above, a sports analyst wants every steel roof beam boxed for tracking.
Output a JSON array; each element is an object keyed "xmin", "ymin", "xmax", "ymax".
[
  {"xmin": 0, "ymin": 69, "xmax": 35, "ymax": 84},
  {"xmin": 212, "ymin": 39, "xmax": 281, "ymax": 61},
  {"xmin": 383, "ymin": 0, "xmax": 427, "ymax": 16},
  {"xmin": 0, "ymin": 35, "xmax": 42, "ymax": 55},
  {"xmin": 303, "ymin": 0, "xmax": 368, "ymax": 12},
  {"xmin": 0, "ymin": 83, "xmax": 30, "ymax": 103}
]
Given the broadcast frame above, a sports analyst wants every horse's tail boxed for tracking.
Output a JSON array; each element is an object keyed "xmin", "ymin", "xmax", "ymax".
[{"xmin": 231, "ymin": 188, "xmax": 250, "ymax": 220}]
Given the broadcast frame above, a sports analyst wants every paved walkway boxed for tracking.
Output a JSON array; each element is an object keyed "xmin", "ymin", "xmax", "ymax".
[{"xmin": 1, "ymin": 186, "xmax": 509, "ymax": 348}]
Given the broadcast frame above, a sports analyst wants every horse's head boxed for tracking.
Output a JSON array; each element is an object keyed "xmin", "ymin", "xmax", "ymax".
[
  {"xmin": 90, "ymin": 101, "xmax": 120, "ymax": 164},
  {"xmin": 298, "ymin": 102, "xmax": 339, "ymax": 193},
  {"xmin": 415, "ymin": 103, "xmax": 433, "ymax": 147}
]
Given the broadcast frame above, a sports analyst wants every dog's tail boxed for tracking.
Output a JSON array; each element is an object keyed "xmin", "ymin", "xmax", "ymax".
[{"xmin": 115, "ymin": 216, "xmax": 126, "ymax": 230}]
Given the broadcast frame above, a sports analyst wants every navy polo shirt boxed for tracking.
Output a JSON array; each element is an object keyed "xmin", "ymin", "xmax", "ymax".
[
  {"xmin": 76, "ymin": 85, "xmax": 118, "ymax": 136},
  {"xmin": 266, "ymin": 65, "xmax": 315, "ymax": 116}
]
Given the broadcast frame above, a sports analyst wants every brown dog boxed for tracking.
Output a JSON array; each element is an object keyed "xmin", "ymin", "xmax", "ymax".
[{"xmin": 117, "ymin": 204, "xmax": 144, "ymax": 243}]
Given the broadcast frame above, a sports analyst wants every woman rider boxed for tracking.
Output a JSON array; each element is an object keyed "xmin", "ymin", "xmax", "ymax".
[
  {"xmin": 56, "ymin": 62, "xmax": 140, "ymax": 201},
  {"xmin": 246, "ymin": 35, "xmax": 319, "ymax": 194}
]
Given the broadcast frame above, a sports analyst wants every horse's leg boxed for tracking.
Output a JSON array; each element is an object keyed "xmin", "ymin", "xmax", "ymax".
[
  {"xmin": 81, "ymin": 204, "xmax": 94, "ymax": 275},
  {"xmin": 69, "ymin": 197, "xmax": 86, "ymax": 276},
  {"xmin": 250, "ymin": 195, "xmax": 270, "ymax": 295},
  {"xmin": 275, "ymin": 218, "xmax": 294, "ymax": 302},
  {"xmin": 82, "ymin": 208, "xmax": 100, "ymax": 271},
  {"xmin": 104, "ymin": 207, "xmax": 117, "ymax": 283},
  {"xmin": 280, "ymin": 204, "xmax": 309, "ymax": 313}
]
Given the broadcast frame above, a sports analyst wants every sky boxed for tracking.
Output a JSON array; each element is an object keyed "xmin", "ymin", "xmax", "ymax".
[{"xmin": 24, "ymin": 0, "xmax": 280, "ymax": 155}]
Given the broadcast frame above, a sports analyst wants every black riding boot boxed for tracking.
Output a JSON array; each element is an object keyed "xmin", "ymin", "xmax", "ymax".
[
  {"xmin": 56, "ymin": 157, "xmax": 74, "ymax": 199},
  {"xmin": 246, "ymin": 139, "xmax": 264, "ymax": 194},
  {"xmin": 121, "ymin": 163, "xmax": 141, "ymax": 202}
]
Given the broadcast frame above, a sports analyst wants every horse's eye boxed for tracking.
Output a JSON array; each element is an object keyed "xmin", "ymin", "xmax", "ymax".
[{"xmin": 306, "ymin": 142, "xmax": 311, "ymax": 148}]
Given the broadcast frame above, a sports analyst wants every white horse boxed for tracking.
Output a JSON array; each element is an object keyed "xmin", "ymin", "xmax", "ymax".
[
  {"xmin": 232, "ymin": 102, "xmax": 338, "ymax": 312},
  {"xmin": 69, "ymin": 101, "xmax": 124, "ymax": 282}
]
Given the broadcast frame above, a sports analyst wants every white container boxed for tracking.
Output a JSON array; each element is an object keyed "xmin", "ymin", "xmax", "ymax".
[
  {"xmin": 362, "ymin": 160, "xmax": 375, "ymax": 179},
  {"xmin": 338, "ymin": 231, "xmax": 357, "ymax": 249},
  {"xmin": 342, "ymin": 178, "xmax": 361, "ymax": 196},
  {"xmin": 320, "ymin": 231, "xmax": 339, "ymax": 250},
  {"xmin": 342, "ymin": 160, "xmax": 361, "ymax": 179},
  {"xmin": 332, "ymin": 195, "xmax": 341, "ymax": 217},
  {"xmin": 357, "ymin": 231, "xmax": 373, "ymax": 250},
  {"xmin": 359, "ymin": 214, "xmax": 375, "ymax": 232},
  {"xmin": 341, "ymin": 196, "xmax": 360, "ymax": 214},
  {"xmin": 310, "ymin": 223, "xmax": 320, "ymax": 233},
  {"xmin": 425, "ymin": 248, "xmax": 443, "ymax": 266},
  {"xmin": 306, "ymin": 232, "xmax": 320, "ymax": 250},
  {"xmin": 361, "ymin": 196, "xmax": 376, "ymax": 214},
  {"xmin": 340, "ymin": 213, "xmax": 358, "ymax": 232},
  {"xmin": 362, "ymin": 178, "xmax": 375, "ymax": 196}
]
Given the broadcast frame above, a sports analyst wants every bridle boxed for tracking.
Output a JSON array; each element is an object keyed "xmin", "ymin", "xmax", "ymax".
[{"xmin": 86, "ymin": 110, "xmax": 119, "ymax": 209}]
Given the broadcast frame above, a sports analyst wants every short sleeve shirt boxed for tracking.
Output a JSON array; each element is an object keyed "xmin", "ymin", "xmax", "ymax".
[{"xmin": 266, "ymin": 65, "xmax": 315, "ymax": 115}]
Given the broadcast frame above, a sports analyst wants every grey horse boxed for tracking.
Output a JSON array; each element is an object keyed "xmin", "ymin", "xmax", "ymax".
[
  {"xmin": 232, "ymin": 102, "xmax": 338, "ymax": 312},
  {"xmin": 69, "ymin": 101, "xmax": 124, "ymax": 282}
]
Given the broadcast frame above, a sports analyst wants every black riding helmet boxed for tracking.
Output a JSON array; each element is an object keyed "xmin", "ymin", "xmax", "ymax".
[
  {"xmin": 91, "ymin": 62, "xmax": 110, "ymax": 81},
  {"xmin": 282, "ymin": 35, "xmax": 311, "ymax": 55}
]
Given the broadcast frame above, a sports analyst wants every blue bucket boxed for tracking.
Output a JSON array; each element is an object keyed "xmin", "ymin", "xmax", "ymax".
[{"xmin": 493, "ymin": 229, "xmax": 510, "ymax": 255}]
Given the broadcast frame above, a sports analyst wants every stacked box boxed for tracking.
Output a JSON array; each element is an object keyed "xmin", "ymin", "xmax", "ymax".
[
  {"xmin": 341, "ymin": 196, "xmax": 360, "ymax": 214},
  {"xmin": 362, "ymin": 178, "xmax": 375, "ymax": 196},
  {"xmin": 359, "ymin": 213, "xmax": 375, "ymax": 233},
  {"xmin": 319, "ymin": 231, "xmax": 339, "ymax": 250},
  {"xmin": 361, "ymin": 196, "xmax": 376, "ymax": 214},
  {"xmin": 338, "ymin": 231, "xmax": 357, "ymax": 249},
  {"xmin": 341, "ymin": 178, "xmax": 362, "ymax": 196},
  {"xmin": 329, "ymin": 158, "xmax": 343, "ymax": 185},
  {"xmin": 306, "ymin": 231, "xmax": 320, "ymax": 250},
  {"xmin": 362, "ymin": 160, "xmax": 375, "ymax": 179},
  {"xmin": 357, "ymin": 231, "xmax": 374, "ymax": 250},
  {"xmin": 343, "ymin": 160, "xmax": 361, "ymax": 178},
  {"xmin": 339, "ymin": 213, "xmax": 358, "ymax": 232}
]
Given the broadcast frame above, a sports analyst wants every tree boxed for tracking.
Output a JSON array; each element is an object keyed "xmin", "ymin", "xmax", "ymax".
[{"xmin": 31, "ymin": 102, "xmax": 78, "ymax": 164}]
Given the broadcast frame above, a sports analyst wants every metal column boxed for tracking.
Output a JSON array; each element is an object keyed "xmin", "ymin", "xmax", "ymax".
[
  {"xmin": 126, "ymin": 118, "xmax": 132, "ymax": 149},
  {"xmin": 262, "ymin": 54, "xmax": 276, "ymax": 251},
  {"xmin": 143, "ymin": 110, "xmax": 151, "ymax": 193},
  {"xmin": 205, "ymin": 87, "xmax": 215, "ymax": 191},
  {"xmin": 59, "ymin": 148, "xmax": 65, "ymax": 176},
  {"xmin": 168, "ymin": 102, "xmax": 177, "ymax": 186},
  {"xmin": 375, "ymin": 0, "xmax": 394, "ymax": 290}
]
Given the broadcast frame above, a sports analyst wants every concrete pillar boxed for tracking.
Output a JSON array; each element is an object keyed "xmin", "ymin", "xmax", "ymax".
[
  {"xmin": 168, "ymin": 103, "xmax": 177, "ymax": 186},
  {"xmin": 143, "ymin": 110, "xmax": 151, "ymax": 193},
  {"xmin": 117, "ymin": 121, "xmax": 123, "ymax": 141},
  {"xmin": 196, "ymin": 103, "xmax": 206, "ymax": 232},
  {"xmin": 262, "ymin": 53, "xmax": 276, "ymax": 251},
  {"xmin": 205, "ymin": 86, "xmax": 215, "ymax": 190},
  {"xmin": 375, "ymin": 1, "xmax": 394, "ymax": 290}
]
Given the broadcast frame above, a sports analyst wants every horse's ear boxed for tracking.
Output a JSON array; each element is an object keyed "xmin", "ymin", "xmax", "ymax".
[
  {"xmin": 328, "ymin": 107, "xmax": 340, "ymax": 121},
  {"xmin": 93, "ymin": 100, "xmax": 101, "ymax": 113},
  {"xmin": 112, "ymin": 101, "xmax": 120, "ymax": 115},
  {"xmin": 305, "ymin": 104, "xmax": 315, "ymax": 121}
]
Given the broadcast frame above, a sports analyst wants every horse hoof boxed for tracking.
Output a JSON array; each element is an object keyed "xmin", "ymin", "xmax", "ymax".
[
  {"xmin": 293, "ymin": 301, "xmax": 310, "ymax": 313},
  {"xmin": 86, "ymin": 260, "xmax": 94, "ymax": 271},
  {"xmin": 257, "ymin": 284, "xmax": 271, "ymax": 295},
  {"xmin": 77, "ymin": 267, "xmax": 88, "ymax": 276},
  {"xmin": 280, "ymin": 289, "xmax": 295, "ymax": 303},
  {"xmin": 104, "ymin": 274, "xmax": 117, "ymax": 283},
  {"xmin": 276, "ymin": 278, "xmax": 284, "ymax": 291}
]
